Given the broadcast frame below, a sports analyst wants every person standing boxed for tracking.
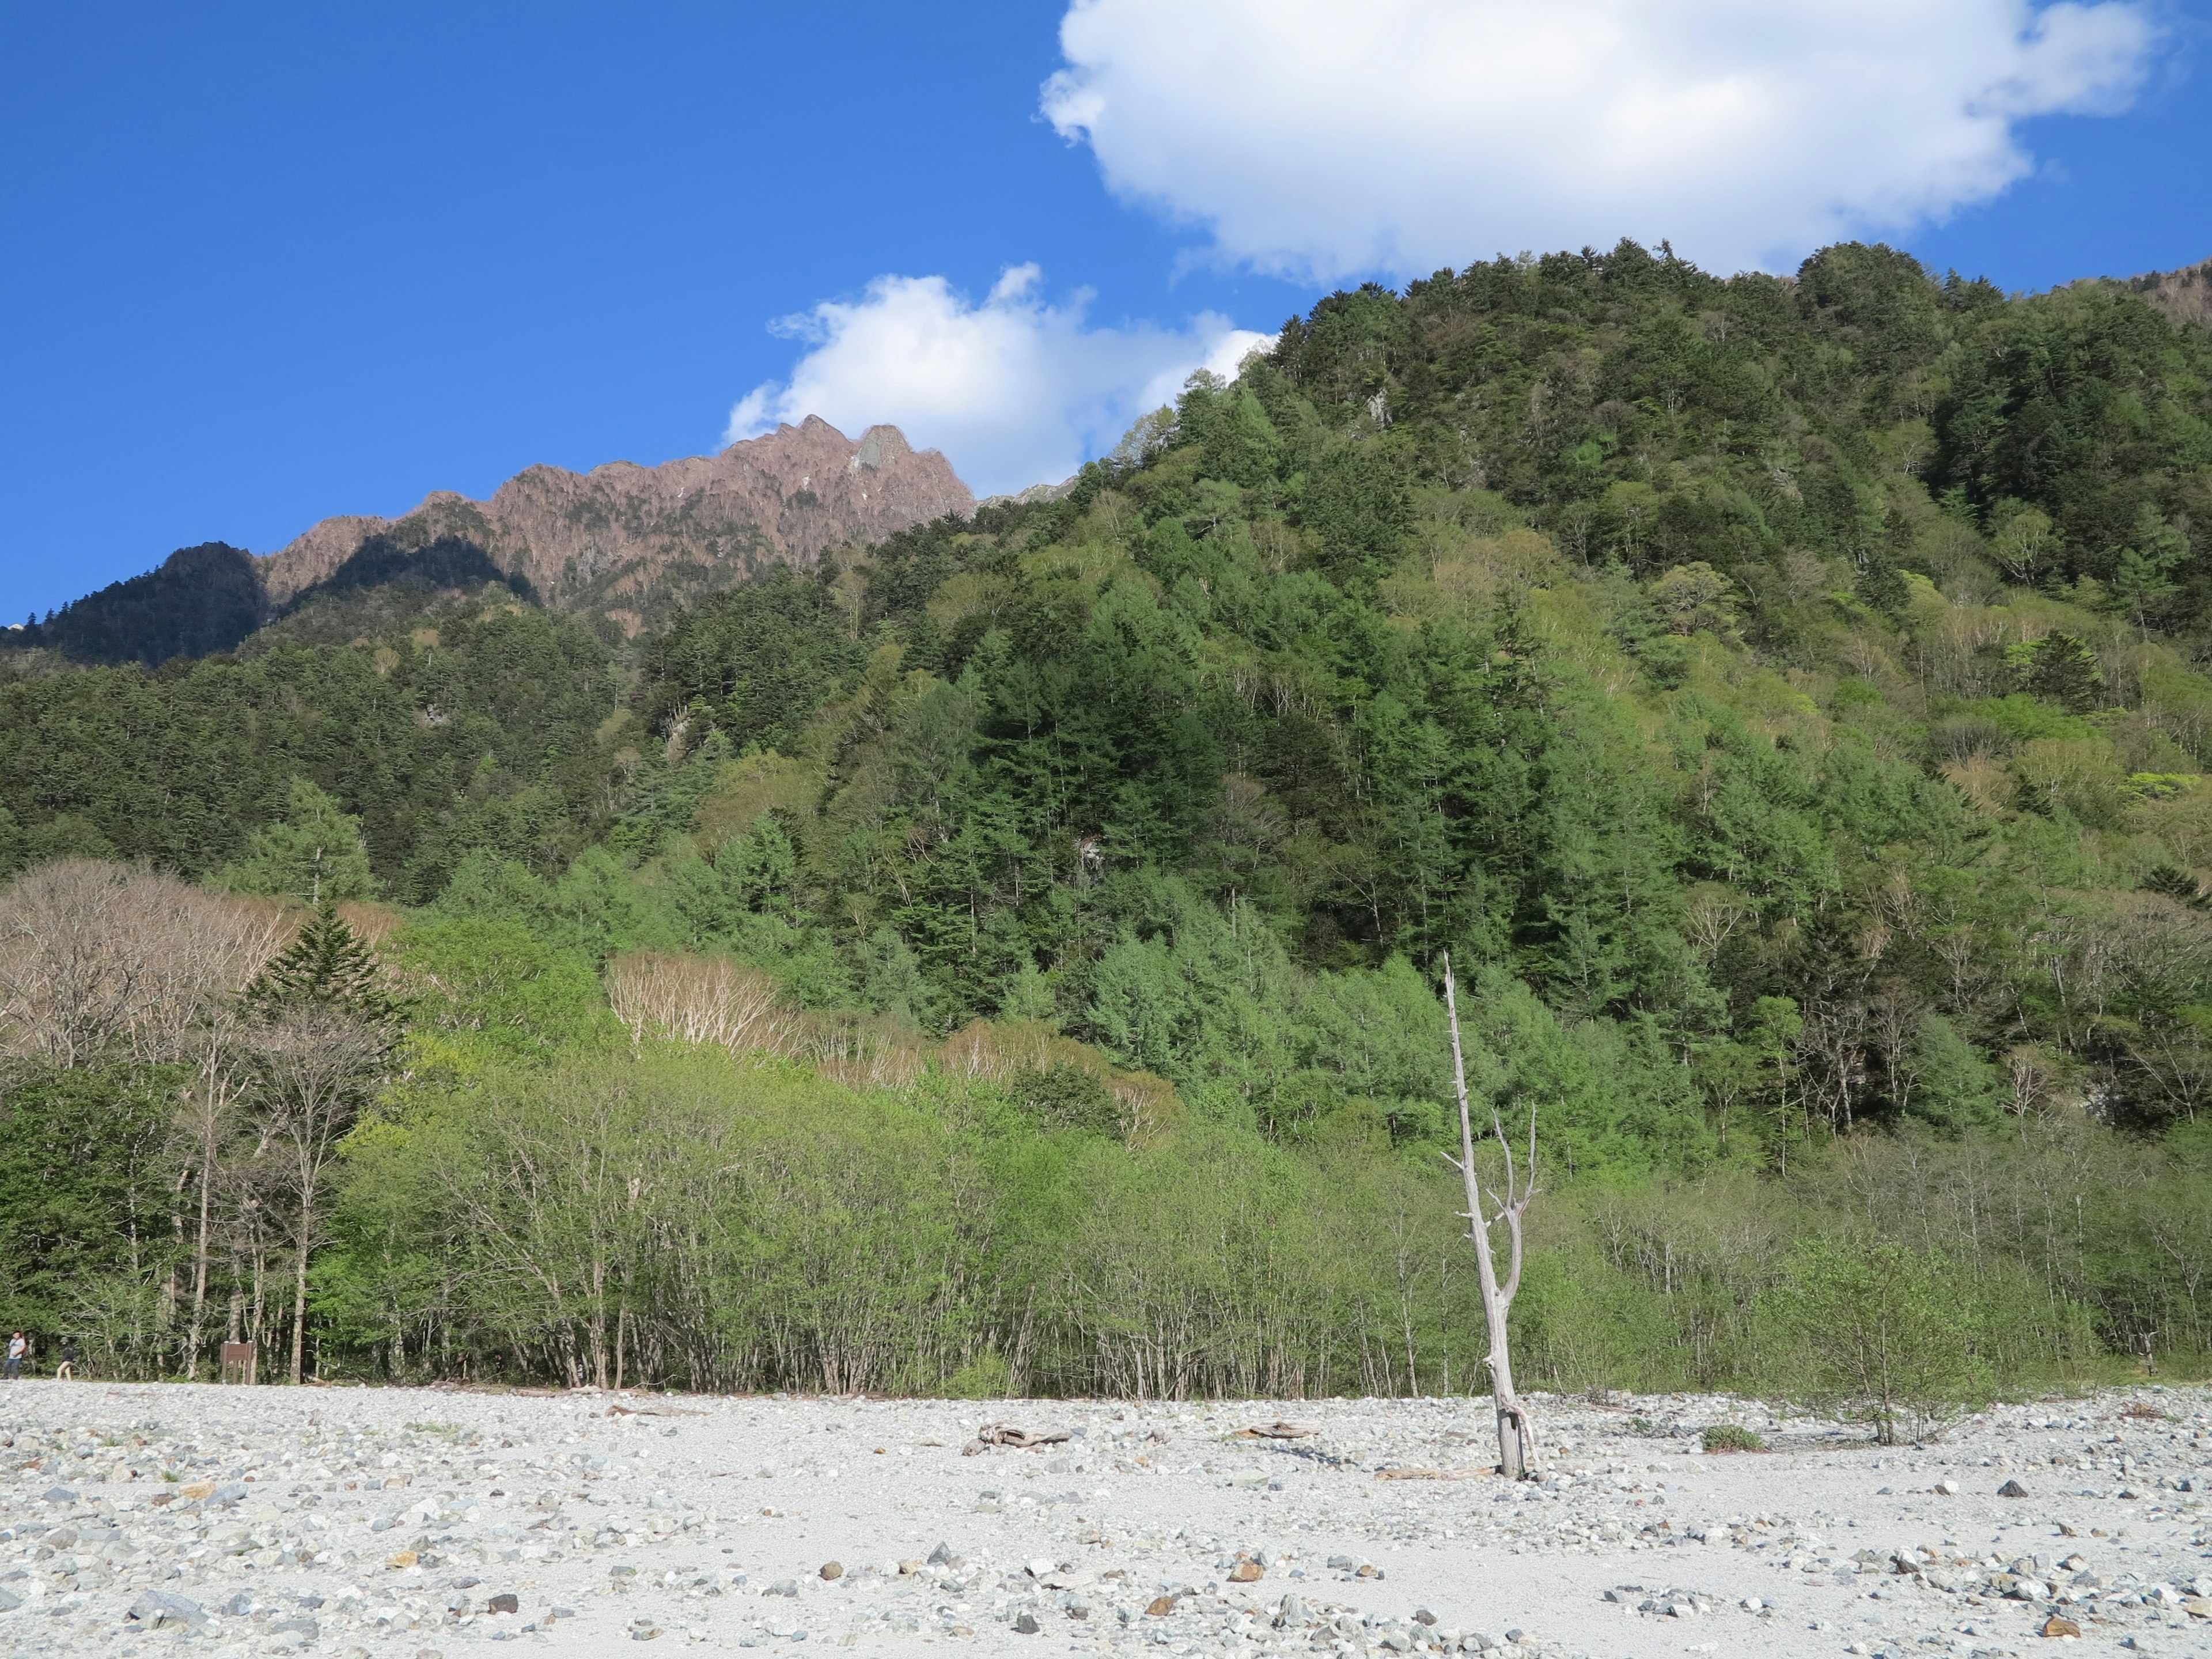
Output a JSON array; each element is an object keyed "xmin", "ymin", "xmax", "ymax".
[
  {"xmin": 2, "ymin": 1332, "xmax": 23, "ymax": 1380},
  {"xmin": 55, "ymin": 1338, "xmax": 75, "ymax": 1381}
]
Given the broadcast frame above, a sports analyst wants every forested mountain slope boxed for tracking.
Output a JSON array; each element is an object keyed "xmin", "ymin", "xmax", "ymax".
[{"xmin": 4, "ymin": 239, "xmax": 2212, "ymax": 1393}]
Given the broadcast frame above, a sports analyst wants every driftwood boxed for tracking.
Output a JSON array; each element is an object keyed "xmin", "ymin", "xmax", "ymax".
[
  {"xmin": 961, "ymin": 1424, "xmax": 1071, "ymax": 1455},
  {"xmin": 1373, "ymin": 1466, "xmax": 1490, "ymax": 1481},
  {"xmin": 1234, "ymin": 1421, "xmax": 1319, "ymax": 1440}
]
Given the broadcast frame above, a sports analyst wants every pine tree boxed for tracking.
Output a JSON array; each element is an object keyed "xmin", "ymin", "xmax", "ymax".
[
  {"xmin": 247, "ymin": 902, "xmax": 402, "ymax": 1028},
  {"xmin": 2027, "ymin": 631, "xmax": 2105, "ymax": 713}
]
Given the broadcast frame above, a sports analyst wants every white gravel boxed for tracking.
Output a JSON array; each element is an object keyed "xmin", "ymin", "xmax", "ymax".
[{"xmin": 0, "ymin": 1381, "xmax": 2206, "ymax": 1658}]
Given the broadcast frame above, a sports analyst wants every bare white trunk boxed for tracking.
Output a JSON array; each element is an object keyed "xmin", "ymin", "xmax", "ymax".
[{"xmin": 1442, "ymin": 955, "xmax": 1539, "ymax": 1481}]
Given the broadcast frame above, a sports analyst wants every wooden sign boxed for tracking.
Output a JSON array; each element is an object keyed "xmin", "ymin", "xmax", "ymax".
[{"xmin": 218, "ymin": 1342, "xmax": 257, "ymax": 1385}]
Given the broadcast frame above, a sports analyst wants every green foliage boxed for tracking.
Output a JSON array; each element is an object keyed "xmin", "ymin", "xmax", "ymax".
[
  {"xmin": 1760, "ymin": 1239, "xmax": 1993, "ymax": 1442},
  {"xmin": 247, "ymin": 902, "xmax": 402, "ymax": 1028},
  {"xmin": 0, "ymin": 1063, "xmax": 180, "ymax": 1339},
  {"xmin": 220, "ymin": 777, "xmax": 377, "ymax": 903},
  {"xmin": 386, "ymin": 918, "xmax": 613, "ymax": 1063},
  {"xmin": 1701, "ymin": 1424, "xmax": 1765, "ymax": 1452}
]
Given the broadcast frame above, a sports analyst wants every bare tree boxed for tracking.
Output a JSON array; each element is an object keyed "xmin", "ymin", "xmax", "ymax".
[
  {"xmin": 0, "ymin": 860, "xmax": 283, "ymax": 1064},
  {"xmin": 249, "ymin": 1006, "xmax": 388, "ymax": 1384},
  {"xmin": 1440, "ymin": 954, "xmax": 1541, "ymax": 1480},
  {"xmin": 606, "ymin": 951, "xmax": 794, "ymax": 1054}
]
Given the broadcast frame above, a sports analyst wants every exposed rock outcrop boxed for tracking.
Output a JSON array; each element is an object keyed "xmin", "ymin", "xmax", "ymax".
[{"xmin": 261, "ymin": 418, "xmax": 972, "ymax": 631}]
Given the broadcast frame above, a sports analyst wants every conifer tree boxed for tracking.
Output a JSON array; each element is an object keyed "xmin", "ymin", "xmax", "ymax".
[{"xmin": 246, "ymin": 901, "xmax": 402, "ymax": 1031}]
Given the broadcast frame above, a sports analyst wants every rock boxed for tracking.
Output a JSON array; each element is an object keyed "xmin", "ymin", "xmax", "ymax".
[
  {"xmin": 1273, "ymin": 1595, "xmax": 1307, "ymax": 1627},
  {"xmin": 927, "ymin": 1541, "xmax": 954, "ymax": 1565},
  {"xmin": 2042, "ymin": 1613, "xmax": 2082, "ymax": 1637},
  {"xmin": 1013, "ymin": 1612, "xmax": 1040, "ymax": 1634},
  {"xmin": 1998, "ymin": 1479, "xmax": 2030, "ymax": 1497},
  {"xmin": 0, "ymin": 1588, "xmax": 18, "ymax": 1613},
  {"xmin": 127, "ymin": 1590, "xmax": 205, "ymax": 1628},
  {"xmin": 1413, "ymin": 1608, "xmax": 1438, "ymax": 1625},
  {"xmin": 2181, "ymin": 1598, "xmax": 2212, "ymax": 1620},
  {"xmin": 1145, "ymin": 1595, "xmax": 1177, "ymax": 1616},
  {"xmin": 819, "ymin": 1561, "xmax": 842, "ymax": 1580},
  {"xmin": 766, "ymin": 1579, "xmax": 798, "ymax": 1597},
  {"xmin": 488, "ymin": 1593, "xmax": 519, "ymax": 1614},
  {"xmin": 40, "ymin": 1487, "xmax": 75, "ymax": 1504},
  {"xmin": 179, "ymin": 1480, "xmax": 214, "ymax": 1500},
  {"xmin": 388, "ymin": 1549, "xmax": 419, "ymax": 1569},
  {"xmin": 1228, "ymin": 1560, "xmax": 1264, "ymax": 1582}
]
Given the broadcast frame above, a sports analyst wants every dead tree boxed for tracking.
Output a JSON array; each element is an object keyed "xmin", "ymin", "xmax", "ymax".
[{"xmin": 1440, "ymin": 953, "xmax": 1540, "ymax": 1480}]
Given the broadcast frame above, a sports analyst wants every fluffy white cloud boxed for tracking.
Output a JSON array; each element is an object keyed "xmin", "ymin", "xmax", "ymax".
[
  {"xmin": 1043, "ymin": 0, "xmax": 2157, "ymax": 279},
  {"xmin": 724, "ymin": 266, "xmax": 1270, "ymax": 497}
]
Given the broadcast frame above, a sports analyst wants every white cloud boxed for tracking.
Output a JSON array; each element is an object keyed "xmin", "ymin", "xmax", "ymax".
[
  {"xmin": 724, "ymin": 266, "xmax": 1270, "ymax": 496},
  {"xmin": 1042, "ymin": 0, "xmax": 2158, "ymax": 279}
]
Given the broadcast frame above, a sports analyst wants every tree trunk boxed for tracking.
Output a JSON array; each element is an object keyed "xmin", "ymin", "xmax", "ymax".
[
  {"xmin": 1442, "ymin": 956, "xmax": 1538, "ymax": 1481},
  {"xmin": 291, "ymin": 1198, "xmax": 313, "ymax": 1385}
]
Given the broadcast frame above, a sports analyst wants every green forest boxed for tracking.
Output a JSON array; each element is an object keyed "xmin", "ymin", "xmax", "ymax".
[{"xmin": 2, "ymin": 239, "xmax": 2210, "ymax": 1419}]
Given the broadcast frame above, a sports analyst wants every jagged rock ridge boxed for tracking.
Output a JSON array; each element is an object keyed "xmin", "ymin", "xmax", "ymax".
[{"xmin": 262, "ymin": 417, "xmax": 972, "ymax": 635}]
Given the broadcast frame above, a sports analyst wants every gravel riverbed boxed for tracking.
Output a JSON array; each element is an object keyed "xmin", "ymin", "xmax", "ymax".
[{"xmin": 0, "ymin": 1381, "xmax": 2206, "ymax": 1659}]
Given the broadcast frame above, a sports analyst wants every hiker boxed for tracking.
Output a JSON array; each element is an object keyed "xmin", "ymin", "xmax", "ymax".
[
  {"xmin": 55, "ymin": 1337, "xmax": 76, "ymax": 1381},
  {"xmin": 2, "ymin": 1332, "xmax": 23, "ymax": 1381}
]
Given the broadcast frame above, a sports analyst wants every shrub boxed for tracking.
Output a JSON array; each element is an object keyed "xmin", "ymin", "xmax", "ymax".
[
  {"xmin": 1701, "ymin": 1424, "xmax": 1765, "ymax": 1453},
  {"xmin": 1758, "ymin": 1239, "xmax": 1992, "ymax": 1445}
]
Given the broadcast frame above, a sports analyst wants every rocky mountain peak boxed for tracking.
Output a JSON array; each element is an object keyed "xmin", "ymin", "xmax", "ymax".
[{"xmin": 260, "ymin": 418, "xmax": 972, "ymax": 632}]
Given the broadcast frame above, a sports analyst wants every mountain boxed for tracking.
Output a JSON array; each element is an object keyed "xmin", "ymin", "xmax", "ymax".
[
  {"xmin": 13, "ymin": 542, "xmax": 271, "ymax": 666},
  {"xmin": 2122, "ymin": 256, "xmax": 2212, "ymax": 329},
  {"xmin": 14, "ymin": 418, "xmax": 971, "ymax": 664},
  {"xmin": 259, "ymin": 416, "xmax": 972, "ymax": 637}
]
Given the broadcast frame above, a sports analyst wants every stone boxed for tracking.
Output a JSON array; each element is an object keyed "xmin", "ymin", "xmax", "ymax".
[
  {"xmin": 1934, "ymin": 1479, "xmax": 1959, "ymax": 1495},
  {"xmin": 766, "ymin": 1579, "xmax": 798, "ymax": 1597},
  {"xmin": 1997, "ymin": 1479, "xmax": 2030, "ymax": 1498},
  {"xmin": 388, "ymin": 1550, "xmax": 419, "ymax": 1569},
  {"xmin": 1013, "ymin": 1612, "xmax": 1040, "ymax": 1634},
  {"xmin": 1228, "ymin": 1560, "xmax": 1264, "ymax": 1582},
  {"xmin": 40, "ymin": 1487, "xmax": 75, "ymax": 1505},
  {"xmin": 127, "ymin": 1590, "xmax": 205, "ymax": 1629},
  {"xmin": 1145, "ymin": 1595, "xmax": 1177, "ymax": 1616},
  {"xmin": 2041, "ymin": 1613, "xmax": 2082, "ymax": 1637},
  {"xmin": 179, "ymin": 1481, "xmax": 215, "ymax": 1501},
  {"xmin": 819, "ymin": 1562, "xmax": 842, "ymax": 1581},
  {"xmin": 927, "ymin": 1541, "xmax": 954, "ymax": 1565},
  {"xmin": 488, "ymin": 1593, "xmax": 519, "ymax": 1614}
]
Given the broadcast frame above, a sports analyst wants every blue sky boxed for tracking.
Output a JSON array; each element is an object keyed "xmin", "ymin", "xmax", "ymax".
[{"xmin": 3, "ymin": 0, "xmax": 2209, "ymax": 623}]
